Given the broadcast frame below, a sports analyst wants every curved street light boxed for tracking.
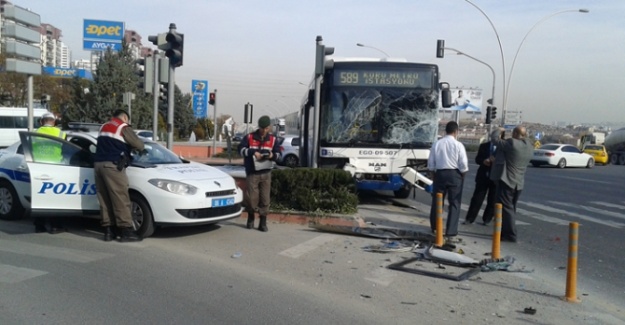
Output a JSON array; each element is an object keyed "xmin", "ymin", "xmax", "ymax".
[
  {"xmin": 504, "ymin": 8, "xmax": 589, "ymax": 111},
  {"xmin": 445, "ymin": 47, "xmax": 496, "ymax": 125},
  {"xmin": 356, "ymin": 43, "xmax": 390, "ymax": 58},
  {"xmin": 464, "ymin": 0, "xmax": 506, "ymax": 118}
]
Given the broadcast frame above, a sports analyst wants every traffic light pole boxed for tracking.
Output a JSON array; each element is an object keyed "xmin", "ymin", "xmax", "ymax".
[
  {"xmin": 166, "ymin": 59, "xmax": 175, "ymax": 150},
  {"xmin": 211, "ymin": 89, "xmax": 217, "ymax": 158},
  {"xmin": 152, "ymin": 52, "xmax": 160, "ymax": 141}
]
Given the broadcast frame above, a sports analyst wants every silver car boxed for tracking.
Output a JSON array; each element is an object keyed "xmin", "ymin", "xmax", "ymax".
[{"xmin": 277, "ymin": 135, "xmax": 300, "ymax": 168}]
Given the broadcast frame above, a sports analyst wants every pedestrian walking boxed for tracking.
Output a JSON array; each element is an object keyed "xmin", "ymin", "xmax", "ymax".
[
  {"xmin": 33, "ymin": 112, "xmax": 67, "ymax": 234},
  {"xmin": 490, "ymin": 126, "xmax": 534, "ymax": 242},
  {"xmin": 237, "ymin": 115, "xmax": 281, "ymax": 232},
  {"xmin": 463, "ymin": 132, "xmax": 503, "ymax": 226},
  {"xmin": 93, "ymin": 109, "xmax": 145, "ymax": 242},
  {"xmin": 427, "ymin": 121, "xmax": 469, "ymax": 241}
]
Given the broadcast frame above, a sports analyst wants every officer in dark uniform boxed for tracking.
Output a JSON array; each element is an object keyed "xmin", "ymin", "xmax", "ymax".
[{"xmin": 93, "ymin": 109, "xmax": 145, "ymax": 242}]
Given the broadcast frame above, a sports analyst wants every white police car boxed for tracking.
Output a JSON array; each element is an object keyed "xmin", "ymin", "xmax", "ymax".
[{"xmin": 0, "ymin": 131, "xmax": 243, "ymax": 237}]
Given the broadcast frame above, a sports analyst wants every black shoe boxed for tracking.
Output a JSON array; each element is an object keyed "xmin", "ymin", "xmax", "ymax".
[
  {"xmin": 119, "ymin": 228, "xmax": 143, "ymax": 242},
  {"xmin": 103, "ymin": 227, "xmax": 114, "ymax": 242},
  {"xmin": 246, "ymin": 214, "xmax": 255, "ymax": 229},
  {"xmin": 35, "ymin": 225, "xmax": 47, "ymax": 233},
  {"xmin": 258, "ymin": 216, "xmax": 268, "ymax": 232},
  {"xmin": 481, "ymin": 221, "xmax": 491, "ymax": 226},
  {"xmin": 501, "ymin": 235, "xmax": 517, "ymax": 243}
]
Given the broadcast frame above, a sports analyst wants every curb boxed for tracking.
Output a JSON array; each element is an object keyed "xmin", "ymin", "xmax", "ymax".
[{"xmin": 240, "ymin": 211, "xmax": 366, "ymax": 228}]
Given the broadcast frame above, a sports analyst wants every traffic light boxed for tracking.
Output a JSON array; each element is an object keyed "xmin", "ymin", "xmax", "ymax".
[
  {"xmin": 209, "ymin": 92, "xmax": 216, "ymax": 106},
  {"xmin": 136, "ymin": 56, "xmax": 154, "ymax": 94},
  {"xmin": 164, "ymin": 30, "xmax": 184, "ymax": 67},
  {"xmin": 436, "ymin": 39, "xmax": 445, "ymax": 58},
  {"xmin": 315, "ymin": 36, "xmax": 334, "ymax": 76},
  {"xmin": 485, "ymin": 106, "xmax": 492, "ymax": 124},
  {"xmin": 490, "ymin": 106, "xmax": 497, "ymax": 120},
  {"xmin": 158, "ymin": 82, "xmax": 169, "ymax": 118}
]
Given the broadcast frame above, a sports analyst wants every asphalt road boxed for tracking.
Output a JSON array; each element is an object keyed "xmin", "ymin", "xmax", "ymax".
[{"xmin": 390, "ymin": 158, "xmax": 625, "ymax": 305}]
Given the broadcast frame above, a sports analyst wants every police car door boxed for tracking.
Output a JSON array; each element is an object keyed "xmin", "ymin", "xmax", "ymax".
[{"xmin": 19, "ymin": 132, "xmax": 99, "ymax": 215}]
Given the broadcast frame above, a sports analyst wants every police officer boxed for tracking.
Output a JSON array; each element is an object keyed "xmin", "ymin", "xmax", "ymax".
[
  {"xmin": 237, "ymin": 115, "xmax": 281, "ymax": 232},
  {"xmin": 94, "ymin": 109, "xmax": 145, "ymax": 242},
  {"xmin": 33, "ymin": 112, "xmax": 67, "ymax": 234}
]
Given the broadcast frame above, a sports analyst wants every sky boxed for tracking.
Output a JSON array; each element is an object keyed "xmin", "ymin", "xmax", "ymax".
[{"xmin": 20, "ymin": 0, "xmax": 625, "ymax": 127}]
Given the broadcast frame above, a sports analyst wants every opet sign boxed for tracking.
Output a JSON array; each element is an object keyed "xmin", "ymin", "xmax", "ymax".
[{"xmin": 83, "ymin": 19, "xmax": 124, "ymax": 51}]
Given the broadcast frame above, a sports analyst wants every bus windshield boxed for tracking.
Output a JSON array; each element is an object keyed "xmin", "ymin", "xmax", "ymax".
[
  {"xmin": 320, "ymin": 87, "xmax": 438, "ymax": 148},
  {"xmin": 319, "ymin": 63, "xmax": 439, "ymax": 148}
]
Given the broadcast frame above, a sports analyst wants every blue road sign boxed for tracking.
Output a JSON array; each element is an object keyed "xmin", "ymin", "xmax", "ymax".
[{"xmin": 192, "ymin": 80, "xmax": 209, "ymax": 118}]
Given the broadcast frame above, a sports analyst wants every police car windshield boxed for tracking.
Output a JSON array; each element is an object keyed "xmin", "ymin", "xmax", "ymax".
[{"xmin": 133, "ymin": 142, "xmax": 183, "ymax": 164}]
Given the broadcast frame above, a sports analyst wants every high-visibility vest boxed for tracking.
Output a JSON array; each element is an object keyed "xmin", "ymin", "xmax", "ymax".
[{"xmin": 33, "ymin": 126, "xmax": 66, "ymax": 163}]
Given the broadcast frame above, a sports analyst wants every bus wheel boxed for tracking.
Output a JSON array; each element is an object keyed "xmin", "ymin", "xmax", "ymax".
[{"xmin": 394, "ymin": 187, "xmax": 412, "ymax": 199}]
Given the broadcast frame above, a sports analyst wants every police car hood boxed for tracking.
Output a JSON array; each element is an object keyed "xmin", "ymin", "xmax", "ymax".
[{"xmin": 129, "ymin": 162, "xmax": 236, "ymax": 188}]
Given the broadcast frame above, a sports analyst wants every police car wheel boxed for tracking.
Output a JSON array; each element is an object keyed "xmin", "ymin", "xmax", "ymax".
[
  {"xmin": 0, "ymin": 180, "xmax": 24, "ymax": 220},
  {"xmin": 130, "ymin": 192, "xmax": 155, "ymax": 238}
]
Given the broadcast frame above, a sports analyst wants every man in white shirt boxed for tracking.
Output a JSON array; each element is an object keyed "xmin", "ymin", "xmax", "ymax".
[{"xmin": 427, "ymin": 121, "xmax": 469, "ymax": 241}]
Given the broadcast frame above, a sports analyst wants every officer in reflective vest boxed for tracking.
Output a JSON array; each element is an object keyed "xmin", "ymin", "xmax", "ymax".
[{"xmin": 33, "ymin": 112, "xmax": 67, "ymax": 234}]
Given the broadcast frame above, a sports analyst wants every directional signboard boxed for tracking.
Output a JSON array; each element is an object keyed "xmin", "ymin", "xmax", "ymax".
[
  {"xmin": 3, "ymin": 5, "xmax": 41, "ymax": 75},
  {"xmin": 83, "ymin": 19, "xmax": 124, "ymax": 51}
]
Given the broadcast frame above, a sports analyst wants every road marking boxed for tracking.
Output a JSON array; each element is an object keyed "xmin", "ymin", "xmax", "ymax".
[
  {"xmin": 520, "ymin": 202, "xmax": 624, "ymax": 229},
  {"xmin": 0, "ymin": 239, "xmax": 114, "ymax": 263},
  {"xmin": 516, "ymin": 207, "xmax": 570, "ymax": 226},
  {"xmin": 589, "ymin": 201, "xmax": 625, "ymax": 210},
  {"xmin": 549, "ymin": 201, "xmax": 625, "ymax": 221},
  {"xmin": 0, "ymin": 264, "xmax": 47, "ymax": 283},
  {"xmin": 558, "ymin": 176, "xmax": 613, "ymax": 185},
  {"xmin": 279, "ymin": 234, "xmax": 339, "ymax": 259}
]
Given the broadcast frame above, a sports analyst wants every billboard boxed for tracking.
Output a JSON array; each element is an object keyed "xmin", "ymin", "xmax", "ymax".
[
  {"xmin": 445, "ymin": 88, "xmax": 484, "ymax": 112},
  {"xmin": 83, "ymin": 19, "xmax": 124, "ymax": 51},
  {"xmin": 42, "ymin": 67, "xmax": 93, "ymax": 80},
  {"xmin": 192, "ymin": 80, "xmax": 209, "ymax": 118}
]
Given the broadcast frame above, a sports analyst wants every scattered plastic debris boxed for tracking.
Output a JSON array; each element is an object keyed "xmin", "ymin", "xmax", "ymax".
[
  {"xmin": 523, "ymin": 307, "xmax": 537, "ymax": 315},
  {"xmin": 363, "ymin": 240, "xmax": 418, "ymax": 253},
  {"xmin": 360, "ymin": 294, "xmax": 372, "ymax": 299},
  {"xmin": 231, "ymin": 252, "xmax": 242, "ymax": 258}
]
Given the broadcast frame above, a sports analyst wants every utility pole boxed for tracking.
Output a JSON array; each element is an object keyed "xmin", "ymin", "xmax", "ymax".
[{"xmin": 211, "ymin": 89, "xmax": 218, "ymax": 157}]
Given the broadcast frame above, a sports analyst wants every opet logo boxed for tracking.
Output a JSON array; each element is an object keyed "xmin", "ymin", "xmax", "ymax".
[
  {"xmin": 54, "ymin": 69, "xmax": 76, "ymax": 76},
  {"xmin": 85, "ymin": 24, "xmax": 122, "ymax": 37}
]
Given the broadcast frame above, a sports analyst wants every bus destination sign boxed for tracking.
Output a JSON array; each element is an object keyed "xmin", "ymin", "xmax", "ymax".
[{"xmin": 334, "ymin": 69, "xmax": 429, "ymax": 88}]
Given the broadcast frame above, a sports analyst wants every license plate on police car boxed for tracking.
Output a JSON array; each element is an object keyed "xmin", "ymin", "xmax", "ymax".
[{"xmin": 212, "ymin": 197, "xmax": 235, "ymax": 207}]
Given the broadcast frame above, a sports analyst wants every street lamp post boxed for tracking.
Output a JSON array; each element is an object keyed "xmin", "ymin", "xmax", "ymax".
[
  {"xmin": 504, "ymin": 9, "xmax": 589, "ymax": 112},
  {"xmin": 464, "ymin": 0, "xmax": 506, "ymax": 125},
  {"xmin": 356, "ymin": 43, "xmax": 390, "ymax": 58},
  {"xmin": 444, "ymin": 47, "xmax": 496, "ymax": 131}
]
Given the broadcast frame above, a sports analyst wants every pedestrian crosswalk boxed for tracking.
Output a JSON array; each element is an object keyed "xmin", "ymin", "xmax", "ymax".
[
  {"xmin": 0, "ymin": 238, "xmax": 114, "ymax": 284},
  {"xmin": 402, "ymin": 198, "xmax": 625, "ymax": 230}
]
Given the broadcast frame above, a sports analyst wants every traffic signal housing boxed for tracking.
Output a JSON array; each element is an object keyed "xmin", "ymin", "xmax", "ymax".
[
  {"xmin": 164, "ymin": 30, "xmax": 184, "ymax": 68},
  {"xmin": 436, "ymin": 39, "xmax": 445, "ymax": 58},
  {"xmin": 485, "ymin": 106, "xmax": 492, "ymax": 124},
  {"xmin": 136, "ymin": 56, "xmax": 154, "ymax": 94},
  {"xmin": 209, "ymin": 92, "xmax": 216, "ymax": 106},
  {"xmin": 490, "ymin": 106, "xmax": 497, "ymax": 121},
  {"xmin": 158, "ymin": 82, "xmax": 169, "ymax": 118},
  {"xmin": 315, "ymin": 36, "xmax": 334, "ymax": 76}
]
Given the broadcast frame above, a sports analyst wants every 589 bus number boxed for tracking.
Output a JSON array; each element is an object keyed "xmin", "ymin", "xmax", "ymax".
[{"xmin": 340, "ymin": 72, "xmax": 359, "ymax": 84}]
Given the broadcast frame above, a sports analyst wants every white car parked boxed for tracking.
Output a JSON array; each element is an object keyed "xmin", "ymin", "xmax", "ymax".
[
  {"xmin": 0, "ymin": 131, "xmax": 243, "ymax": 237},
  {"xmin": 530, "ymin": 143, "xmax": 595, "ymax": 168}
]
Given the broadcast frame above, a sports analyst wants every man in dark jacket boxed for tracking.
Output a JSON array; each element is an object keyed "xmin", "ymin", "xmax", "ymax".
[
  {"xmin": 463, "ymin": 135, "xmax": 502, "ymax": 225},
  {"xmin": 94, "ymin": 109, "xmax": 145, "ymax": 242},
  {"xmin": 237, "ymin": 115, "xmax": 281, "ymax": 232}
]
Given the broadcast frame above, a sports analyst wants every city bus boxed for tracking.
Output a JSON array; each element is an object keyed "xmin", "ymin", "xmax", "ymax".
[
  {"xmin": 298, "ymin": 58, "xmax": 451, "ymax": 198},
  {"xmin": 0, "ymin": 107, "xmax": 51, "ymax": 148}
]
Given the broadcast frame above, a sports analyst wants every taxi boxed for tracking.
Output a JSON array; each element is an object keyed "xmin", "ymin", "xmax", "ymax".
[
  {"xmin": 582, "ymin": 145, "xmax": 609, "ymax": 165},
  {"xmin": 0, "ymin": 131, "xmax": 243, "ymax": 237}
]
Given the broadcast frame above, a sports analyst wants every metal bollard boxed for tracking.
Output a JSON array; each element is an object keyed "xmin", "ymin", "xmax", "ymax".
[
  {"xmin": 564, "ymin": 222, "xmax": 581, "ymax": 303},
  {"xmin": 491, "ymin": 203, "xmax": 502, "ymax": 259},
  {"xmin": 434, "ymin": 193, "xmax": 443, "ymax": 247}
]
